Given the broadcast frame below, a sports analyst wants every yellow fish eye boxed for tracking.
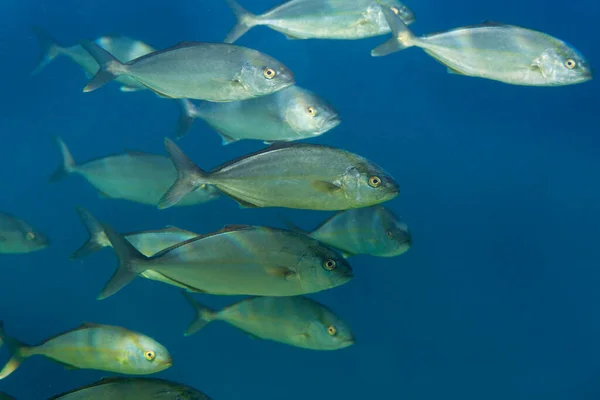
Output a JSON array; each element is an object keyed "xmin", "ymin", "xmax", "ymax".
[
  {"xmin": 26, "ymin": 232, "xmax": 36, "ymax": 240},
  {"xmin": 368, "ymin": 176, "xmax": 382, "ymax": 188},
  {"xmin": 263, "ymin": 68, "xmax": 276, "ymax": 79},
  {"xmin": 323, "ymin": 259, "xmax": 336, "ymax": 271},
  {"xmin": 565, "ymin": 59, "xmax": 577, "ymax": 69},
  {"xmin": 144, "ymin": 350, "xmax": 156, "ymax": 361},
  {"xmin": 327, "ymin": 326, "xmax": 337, "ymax": 336},
  {"xmin": 307, "ymin": 106, "xmax": 317, "ymax": 117}
]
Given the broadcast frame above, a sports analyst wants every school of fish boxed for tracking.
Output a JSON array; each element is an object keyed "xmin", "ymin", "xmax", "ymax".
[{"xmin": 0, "ymin": 0, "xmax": 591, "ymax": 398}]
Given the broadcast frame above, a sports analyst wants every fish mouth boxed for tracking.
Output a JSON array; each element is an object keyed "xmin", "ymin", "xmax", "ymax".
[
  {"xmin": 159, "ymin": 358, "xmax": 173, "ymax": 368},
  {"xmin": 319, "ymin": 115, "xmax": 342, "ymax": 133}
]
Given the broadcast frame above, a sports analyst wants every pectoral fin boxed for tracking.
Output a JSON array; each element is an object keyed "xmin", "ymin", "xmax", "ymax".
[
  {"xmin": 311, "ymin": 180, "xmax": 341, "ymax": 194},
  {"xmin": 266, "ymin": 266, "xmax": 297, "ymax": 280}
]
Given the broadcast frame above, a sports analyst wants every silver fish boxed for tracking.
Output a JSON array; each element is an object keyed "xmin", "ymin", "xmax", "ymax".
[
  {"xmin": 49, "ymin": 137, "xmax": 220, "ymax": 207},
  {"xmin": 223, "ymin": 0, "xmax": 415, "ymax": 43},
  {"xmin": 159, "ymin": 139, "xmax": 399, "ymax": 210},
  {"xmin": 31, "ymin": 27, "xmax": 155, "ymax": 92},
  {"xmin": 373, "ymin": 6, "xmax": 592, "ymax": 86},
  {"xmin": 48, "ymin": 377, "xmax": 212, "ymax": 400},
  {"xmin": 0, "ymin": 212, "xmax": 49, "ymax": 254},
  {"xmin": 282, "ymin": 205, "xmax": 411, "ymax": 257},
  {"xmin": 81, "ymin": 41, "xmax": 295, "ymax": 101},
  {"xmin": 175, "ymin": 85, "xmax": 341, "ymax": 143},
  {"xmin": 183, "ymin": 293, "xmax": 355, "ymax": 350},
  {"xmin": 71, "ymin": 206, "xmax": 201, "ymax": 290},
  {"xmin": 0, "ymin": 322, "xmax": 172, "ymax": 379},
  {"xmin": 96, "ymin": 222, "xmax": 353, "ymax": 300}
]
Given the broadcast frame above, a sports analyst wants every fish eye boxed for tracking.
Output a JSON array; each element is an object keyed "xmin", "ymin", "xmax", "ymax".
[
  {"xmin": 386, "ymin": 230, "xmax": 394, "ymax": 239},
  {"xmin": 144, "ymin": 350, "xmax": 156, "ymax": 361},
  {"xmin": 307, "ymin": 106, "xmax": 317, "ymax": 117},
  {"xmin": 327, "ymin": 326, "xmax": 337, "ymax": 336},
  {"xmin": 565, "ymin": 59, "xmax": 577, "ymax": 69},
  {"xmin": 368, "ymin": 176, "xmax": 382, "ymax": 188},
  {"xmin": 323, "ymin": 259, "xmax": 337, "ymax": 271},
  {"xmin": 26, "ymin": 232, "xmax": 36, "ymax": 240},
  {"xmin": 263, "ymin": 68, "xmax": 276, "ymax": 79}
]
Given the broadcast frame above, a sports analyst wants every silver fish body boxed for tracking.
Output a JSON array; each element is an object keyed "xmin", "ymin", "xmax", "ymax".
[
  {"xmin": 284, "ymin": 205, "xmax": 411, "ymax": 257},
  {"xmin": 0, "ymin": 323, "xmax": 172, "ymax": 379},
  {"xmin": 98, "ymin": 224, "xmax": 353, "ymax": 300},
  {"xmin": 0, "ymin": 212, "xmax": 49, "ymax": 254},
  {"xmin": 373, "ymin": 7, "xmax": 592, "ymax": 86},
  {"xmin": 160, "ymin": 140, "xmax": 399, "ymax": 210},
  {"xmin": 224, "ymin": 0, "xmax": 415, "ymax": 43},
  {"xmin": 176, "ymin": 85, "xmax": 340, "ymax": 143},
  {"xmin": 49, "ymin": 138, "xmax": 219, "ymax": 207},
  {"xmin": 183, "ymin": 293, "xmax": 355, "ymax": 350},
  {"xmin": 81, "ymin": 41, "xmax": 295, "ymax": 101},
  {"xmin": 48, "ymin": 377, "xmax": 211, "ymax": 400}
]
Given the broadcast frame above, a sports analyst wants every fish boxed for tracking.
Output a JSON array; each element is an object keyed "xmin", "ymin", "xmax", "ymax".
[
  {"xmin": 95, "ymin": 220, "xmax": 353, "ymax": 300},
  {"xmin": 49, "ymin": 137, "xmax": 220, "ymax": 207},
  {"xmin": 223, "ymin": 0, "xmax": 415, "ymax": 43},
  {"xmin": 47, "ymin": 377, "xmax": 212, "ymax": 400},
  {"xmin": 281, "ymin": 205, "xmax": 411, "ymax": 257},
  {"xmin": 31, "ymin": 27, "xmax": 156, "ymax": 92},
  {"xmin": 0, "ymin": 212, "xmax": 49, "ymax": 254},
  {"xmin": 182, "ymin": 292, "xmax": 355, "ymax": 350},
  {"xmin": 174, "ymin": 85, "xmax": 341, "ymax": 143},
  {"xmin": 159, "ymin": 139, "xmax": 399, "ymax": 210},
  {"xmin": 71, "ymin": 206, "xmax": 202, "ymax": 290},
  {"xmin": 372, "ymin": 5, "xmax": 593, "ymax": 86},
  {"xmin": 0, "ymin": 322, "xmax": 172, "ymax": 379},
  {"xmin": 80, "ymin": 40, "xmax": 295, "ymax": 101}
]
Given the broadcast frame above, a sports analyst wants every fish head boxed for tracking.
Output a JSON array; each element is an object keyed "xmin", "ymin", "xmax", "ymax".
[
  {"xmin": 341, "ymin": 161, "xmax": 400, "ymax": 207},
  {"xmin": 20, "ymin": 226, "xmax": 50, "ymax": 251},
  {"xmin": 305, "ymin": 309, "xmax": 355, "ymax": 350},
  {"xmin": 125, "ymin": 334, "xmax": 172, "ymax": 373},
  {"xmin": 238, "ymin": 53, "xmax": 295, "ymax": 98},
  {"xmin": 284, "ymin": 87, "xmax": 341, "ymax": 137},
  {"xmin": 374, "ymin": 206, "xmax": 412, "ymax": 256},
  {"xmin": 534, "ymin": 43, "xmax": 592, "ymax": 86},
  {"xmin": 300, "ymin": 241, "xmax": 353, "ymax": 291},
  {"xmin": 377, "ymin": 0, "xmax": 416, "ymax": 25}
]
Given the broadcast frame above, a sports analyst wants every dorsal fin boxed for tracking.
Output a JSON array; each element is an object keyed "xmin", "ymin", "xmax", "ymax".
[{"xmin": 219, "ymin": 224, "xmax": 253, "ymax": 232}]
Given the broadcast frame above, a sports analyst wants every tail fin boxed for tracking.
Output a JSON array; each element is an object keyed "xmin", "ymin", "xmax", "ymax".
[
  {"xmin": 0, "ymin": 322, "xmax": 31, "ymax": 380},
  {"xmin": 71, "ymin": 206, "xmax": 110, "ymax": 259},
  {"xmin": 278, "ymin": 214, "xmax": 309, "ymax": 235},
  {"xmin": 158, "ymin": 138, "xmax": 210, "ymax": 210},
  {"xmin": 223, "ymin": 0, "xmax": 260, "ymax": 43},
  {"xmin": 80, "ymin": 41, "xmax": 128, "ymax": 92},
  {"xmin": 31, "ymin": 26, "xmax": 65, "ymax": 75},
  {"xmin": 371, "ymin": 4, "xmax": 417, "ymax": 57},
  {"xmin": 174, "ymin": 99, "xmax": 201, "ymax": 139},
  {"xmin": 49, "ymin": 137, "xmax": 76, "ymax": 183},
  {"xmin": 181, "ymin": 291, "xmax": 217, "ymax": 336},
  {"xmin": 97, "ymin": 224, "xmax": 149, "ymax": 300}
]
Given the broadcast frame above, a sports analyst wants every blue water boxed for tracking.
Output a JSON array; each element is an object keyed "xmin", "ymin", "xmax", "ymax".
[{"xmin": 1, "ymin": 0, "xmax": 599, "ymax": 398}]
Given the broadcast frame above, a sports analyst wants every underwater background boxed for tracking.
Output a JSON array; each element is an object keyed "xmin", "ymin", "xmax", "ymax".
[{"xmin": 0, "ymin": 0, "xmax": 599, "ymax": 398}]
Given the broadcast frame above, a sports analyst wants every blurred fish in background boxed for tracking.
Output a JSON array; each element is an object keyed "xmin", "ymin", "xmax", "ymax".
[{"xmin": 0, "ymin": 212, "xmax": 49, "ymax": 254}]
